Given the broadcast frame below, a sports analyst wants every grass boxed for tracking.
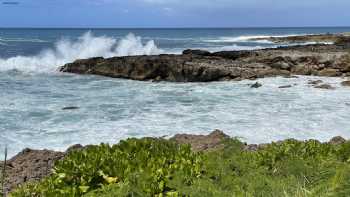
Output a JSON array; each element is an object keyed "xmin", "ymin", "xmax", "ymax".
[{"xmin": 9, "ymin": 138, "xmax": 350, "ymax": 197}]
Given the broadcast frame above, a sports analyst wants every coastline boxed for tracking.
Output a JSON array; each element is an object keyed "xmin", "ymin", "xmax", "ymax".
[
  {"xmin": 60, "ymin": 33, "xmax": 350, "ymax": 82},
  {"xmin": 2, "ymin": 33, "xmax": 350, "ymax": 195}
]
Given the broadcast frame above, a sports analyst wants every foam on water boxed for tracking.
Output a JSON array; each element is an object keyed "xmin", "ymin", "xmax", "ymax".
[
  {"xmin": 1, "ymin": 29, "xmax": 350, "ymax": 157},
  {"xmin": 0, "ymin": 32, "xmax": 163, "ymax": 73},
  {"xmin": 1, "ymin": 73, "xmax": 350, "ymax": 157},
  {"xmin": 0, "ymin": 37, "xmax": 48, "ymax": 43},
  {"xmin": 0, "ymin": 32, "xmax": 281, "ymax": 74},
  {"xmin": 204, "ymin": 34, "xmax": 298, "ymax": 43}
]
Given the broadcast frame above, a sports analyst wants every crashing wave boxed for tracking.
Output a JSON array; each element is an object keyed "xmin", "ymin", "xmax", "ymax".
[{"xmin": 0, "ymin": 32, "xmax": 163, "ymax": 73}]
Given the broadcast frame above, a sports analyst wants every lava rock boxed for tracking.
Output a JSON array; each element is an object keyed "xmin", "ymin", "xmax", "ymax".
[
  {"xmin": 171, "ymin": 130, "xmax": 229, "ymax": 152},
  {"xmin": 279, "ymin": 85, "xmax": 293, "ymax": 89},
  {"xmin": 182, "ymin": 49, "xmax": 211, "ymax": 56},
  {"xmin": 314, "ymin": 84, "xmax": 335, "ymax": 90},
  {"xmin": 308, "ymin": 80, "xmax": 323, "ymax": 85},
  {"xmin": 341, "ymin": 80, "xmax": 350, "ymax": 87},
  {"xmin": 251, "ymin": 82, "xmax": 262, "ymax": 88},
  {"xmin": 329, "ymin": 136, "xmax": 346, "ymax": 145},
  {"xmin": 62, "ymin": 106, "xmax": 80, "ymax": 110}
]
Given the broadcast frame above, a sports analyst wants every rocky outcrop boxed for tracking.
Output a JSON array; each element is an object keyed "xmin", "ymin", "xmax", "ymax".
[
  {"xmin": 250, "ymin": 82, "xmax": 262, "ymax": 88},
  {"xmin": 250, "ymin": 33, "xmax": 350, "ymax": 45},
  {"xmin": 1, "ymin": 149, "xmax": 65, "ymax": 195},
  {"xmin": 314, "ymin": 84, "xmax": 336, "ymax": 90},
  {"xmin": 279, "ymin": 85, "xmax": 293, "ymax": 89},
  {"xmin": 60, "ymin": 55, "xmax": 235, "ymax": 82},
  {"xmin": 171, "ymin": 130, "xmax": 230, "ymax": 152},
  {"xmin": 60, "ymin": 34, "xmax": 350, "ymax": 82}
]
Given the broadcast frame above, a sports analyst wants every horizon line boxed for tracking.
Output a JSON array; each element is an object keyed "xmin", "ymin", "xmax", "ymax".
[{"xmin": 1, "ymin": 26, "xmax": 350, "ymax": 29}]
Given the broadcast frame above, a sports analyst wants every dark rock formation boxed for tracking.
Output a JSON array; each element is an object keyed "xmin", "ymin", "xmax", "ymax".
[
  {"xmin": 183, "ymin": 49, "xmax": 211, "ymax": 56},
  {"xmin": 60, "ymin": 54, "xmax": 235, "ymax": 82},
  {"xmin": 2, "ymin": 149, "xmax": 65, "ymax": 194},
  {"xmin": 341, "ymin": 80, "xmax": 350, "ymax": 87},
  {"xmin": 308, "ymin": 80, "xmax": 323, "ymax": 85},
  {"xmin": 314, "ymin": 84, "xmax": 336, "ymax": 90},
  {"xmin": 62, "ymin": 106, "xmax": 79, "ymax": 110},
  {"xmin": 250, "ymin": 82, "xmax": 262, "ymax": 88},
  {"xmin": 279, "ymin": 85, "xmax": 293, "ymax": 89},
  {"xmin": 329, "ymin": 136, "xmax": 347, "ymax": 145},
  {"xmin": 171, "ymin": 130, "xmax": 230, "ymax": 152},
  {"xmin": 250, "ymin": 33, "xmax": 350, "ymax": 45},
  {"xmin": 60, "ymin": 36, "xmax": 350, "ymax": 82}
]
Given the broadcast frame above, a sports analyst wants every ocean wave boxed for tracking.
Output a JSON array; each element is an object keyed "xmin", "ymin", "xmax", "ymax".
[
  {"xmin": 0, "ymin": 37, "xmax": 49, "ymax": 43},
  {"xmin": 205, "ymin": 44, "xmax": 265, "ymax": 52},
  {"xmin": 0, "ymin": 32, "xmax": 163, "ymax": 73},
  {"xmin": 204, "ymin": 34, "xmax": 301, "ymax": 43}
]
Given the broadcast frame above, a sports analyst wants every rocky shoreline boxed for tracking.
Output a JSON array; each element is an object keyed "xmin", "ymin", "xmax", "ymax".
[
  {"xmin": 60, "ymin": 33, "xmax": 350, "ymax": 82},
  {"xmin": 3, "ymin": 33, "xmax": 350, "ymax": 194},
  {"xmin": 1, "ymin": 130, "xmax": 348, "ymax": 194},
  {"xmin": 250, "ymin": 33, "xmax": 350, "ymax": 45}
]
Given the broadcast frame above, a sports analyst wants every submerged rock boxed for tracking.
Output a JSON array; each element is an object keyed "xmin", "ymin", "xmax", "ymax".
[
  {"xmin": 250, "ymin": 82, "xmax": 262, "ymax": 88},
  {"xmin": 62, "ymin": 106, "xmax": 79, "ymax": 110},
  {"xmin": 341, "ymin": 80, "xmax": 350, "ymax": 87},
  {"xmin": 308, "ymin": 80, "xmax": 323, "ymax": 85},
  {"xmin": 314, "ymin": 84, "xmax": 336, "ymax": 90},
  {"xmin": 279, "ymin": 85, "xmax": 293, "ymax": 89}
]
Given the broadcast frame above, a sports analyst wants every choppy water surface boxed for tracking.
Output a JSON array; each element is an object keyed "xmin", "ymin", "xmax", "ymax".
[
  {"xmin": 1, "ymin": 27, "xmax": 350, "ymax": 156},
  {"xmin": 1, "ymin": 72, "xmax": 350, "ymax": 156}
]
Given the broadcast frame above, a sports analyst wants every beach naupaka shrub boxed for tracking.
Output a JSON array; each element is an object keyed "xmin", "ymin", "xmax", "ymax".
[
  {"xmin": 10, "ymin": 138, "xmax": 350, "ymax": 197},
  {"xmin": 10, "ymin": 138, "xmax": 202, "ymax": 196}
]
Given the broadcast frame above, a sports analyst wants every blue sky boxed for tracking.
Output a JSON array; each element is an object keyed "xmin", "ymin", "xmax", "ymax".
[{"xmin": 1, "ymin": 0, "xmax": 350, "ymax": 27}]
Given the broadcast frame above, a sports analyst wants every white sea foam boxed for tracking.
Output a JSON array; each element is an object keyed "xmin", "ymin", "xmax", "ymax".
[
  {"xmin": 0, "ymin": 37, "xmax": 48, "ymax": 43},
  {"xmin": 2, "ymin": 75, "xmax": 350, "ymax": 157},
  {"xmin": 205, "ymin": 34, "xmax": 335, "ymax": 45},
  {"xmin": 0, "ymin": 32, "xmax": 163, "ymax": 73},
  {"xmin": 207, "ymin": 44, "xmax": 264, "ymax": 51},
  {"xmin": 205, "ymin": 34, "xmax": 301, "ymax": 43}
]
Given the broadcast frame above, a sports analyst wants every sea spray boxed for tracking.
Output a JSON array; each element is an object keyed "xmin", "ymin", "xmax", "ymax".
[{"xmin": 0, "ymin": 32, "xmax": 163, "ymax": 73}]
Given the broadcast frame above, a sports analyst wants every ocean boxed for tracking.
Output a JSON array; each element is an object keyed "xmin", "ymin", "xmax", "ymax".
[{"xmin": 1, "ymin": 27, "xmax": 350, "ymax": 156}]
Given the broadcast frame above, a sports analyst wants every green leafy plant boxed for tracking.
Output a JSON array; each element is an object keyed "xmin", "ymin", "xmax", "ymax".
[
  {"xmin": 10, "ymin": 138, "xmax": 350, "ymax": 197},
  {"xmin": 11, "ymin": 138, "xmax": 202, "ymax": 196}
]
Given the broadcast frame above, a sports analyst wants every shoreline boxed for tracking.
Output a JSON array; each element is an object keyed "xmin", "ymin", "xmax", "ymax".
[
  {"xmin": 60, "ymin": 33, "xmax": 350, "ymax": 82},
  {"xmin": 3, "ymin": 33, "xmax": 350, "ymax": 195}
]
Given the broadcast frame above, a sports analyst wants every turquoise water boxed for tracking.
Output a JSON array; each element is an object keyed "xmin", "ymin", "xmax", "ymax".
[{"xmin": 1, "ymin": 28, "xmax": 350, "ymax": 156}]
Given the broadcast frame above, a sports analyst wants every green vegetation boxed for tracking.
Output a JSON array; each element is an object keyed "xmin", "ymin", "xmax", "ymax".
[
  {"xmin": 1, "ymin": 146, "xmax": 7, "ymax": 197},
  {"xmin": 10, "ymin": 138, "xmax": 350, "ymax": 197}
]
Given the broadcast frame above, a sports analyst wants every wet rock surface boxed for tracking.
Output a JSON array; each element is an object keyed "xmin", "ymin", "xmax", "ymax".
[
  {"xmin": 60, "ymin": 34, "xmax": 350, "ymax": 82},
  {"xmin": 250, "ymin": 33, "xmax": 350, "ymax": 45},
  {"xmin": 250, "ymin": 82, "xmax": 262, "ymax": 88},
  {"xmin": 314, "ymin": 83, "xmax": 336, "ymax": 90},
  {"xmin": 279, "ymin": 85, "xmax": 293, "ymax": 88},
  {"xmin": 341, "ymin": 80, "xmax": 350, "ymax": 86}
]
